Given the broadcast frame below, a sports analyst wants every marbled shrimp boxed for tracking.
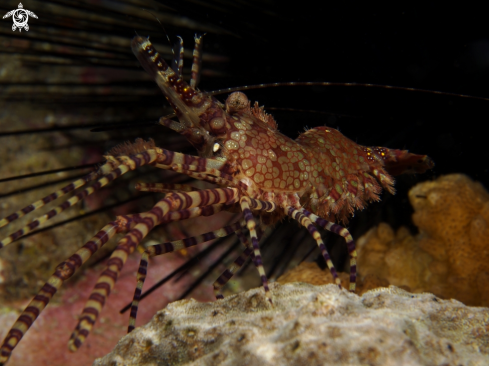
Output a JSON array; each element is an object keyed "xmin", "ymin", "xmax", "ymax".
[{"xmin": 0, "ymin": 35, "xmax": 433, "ymax": 365}]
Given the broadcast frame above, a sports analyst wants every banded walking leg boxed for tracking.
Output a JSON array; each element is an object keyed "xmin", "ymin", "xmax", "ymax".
[
  {"xmin": 69, "ymin": 188, "xmax": 239, "ymax": 350},
  {"xmin": 0, "ymin": 164, "xmax": 108, "ymax": 229},
  {"xmin": 171, "ymin": 36, "xmax": 184, "ymax": 76},
  {"xmin": 128, "ymin": 219, "xmax": 245, "ymax": 332},
  {"xmin": 300, "ymin": 208, "xmax": 357, "ymax": 292},
  {"xmin": 285, "ymin": 206, "xmax": 342, "ymax": 288},
  {"xmin": 155, "ymin": 162, "xmax": 238, "ymax": 187},
  {"xmin": 212, "ymin": 217, "xmax": 276, "ymax": 300},
  {"xmin": 213, "ymin": 223, "xmax": 253, "ymax": 300},
  {"xmin": 68, "ymin": 211, "xmax": 162, "ymax": 351},
  {"xmin": 240, "ymin": 197, "xmax": 277, "ymax": 304},
  {"xmin": 175, "ymin": 169, "xmax": 238, "ymax": 186},
  {"xmin": 0, "ymin": 149, "xmax": 158, "ymax": 249},
  {"xmin": 212, "ymin": 220, "xmax": 275, "ymax": 299},
  {"xmin": 154, "ymin": 148, "xmax": 235, "ymax": 177},
  {"xmin": 169, "ymin": 33, "xmax": 203, "ymax": 87},
  {"xmin": 0, "ymin": 219, "xmax": 128, "ymax": 365},
  {"xmin": 135, "ymin": 182, "xmax": 199, "ymax": 192},
  {"xmin": 190, "ymin": 34, "xmax": 204, "ymax": 88},
  {"xmin": 147, "ymin": 168, "xmax": 237, "ymax": 188}
]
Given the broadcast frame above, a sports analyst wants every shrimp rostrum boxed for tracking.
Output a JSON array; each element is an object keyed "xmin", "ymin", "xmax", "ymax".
[{"xmin": 0, "ymin": 35, "xmax": 433, "ymax": 364}]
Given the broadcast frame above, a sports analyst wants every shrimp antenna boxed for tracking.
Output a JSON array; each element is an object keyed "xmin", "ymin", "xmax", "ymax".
[
  {"xmin": 207, "ymin": 82, "xmax": 489, "ymax": 101},
  {"xmin": 141, "ymin": 8, "xmax": 172, "ymax": 50}
]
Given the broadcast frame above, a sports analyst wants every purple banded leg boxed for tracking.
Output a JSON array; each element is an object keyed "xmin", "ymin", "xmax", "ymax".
[
  {"xmin": 128, "ymin": 219, "xmax": 244, "ymax": 332},
  {"xmin": 213, "ymin": 245, "xmax": 253, "ymax": 300},
  {"xmin": 213, "ymin": 214, "xmax": 273, "ymax": 299},
  {"xmin": 0, "ymin": 149, "xmax": 158, "ymax": 250},
  {"xmin": 285, "ymin": 206, "xmax": 342, "ymax": 289},
  {"xmin": 0, "ymin": 159, "xmax": 118, "ymax": 230},
  {"xmin": 247, "ymin": 197, "xmax": 277, "ymax": 213},
  {"xmin": 128, "ymin": 250, "xmax": 150, "ymax": 333},
  {"xmin": 0, "ymin": 220, "xmax": 126, "ymax": 365},
  {"xmin": 190, "ymin": 34, "xmax": 204, "ymax": 88},
  {"xmin": 171, "ymin": 36, "xmax": 184, "ymax": 76},
  {"xmin": 135, "ymin": 182, "xmax": 199, "ymax": 193},
  {"xmin": 158, "ymin": 117, "xmax": 185, "ymax": 134},
  {"xmin": 0, "ymin": 166, "xmax": 127, "ymax": 250},
  {"xmin": 213, "ymin": 219, "xmax": 252, "ymax": 299},
  {"xmin": 68, "ymin": 211, "xmax": 161, "ymax": 351},
  {"xmin": 154, "ymin": 149, "xmax": 233, "ymax": 177},
  {"xmin": 154, "ymin": 163, "xmax": 238, "ymax": 187},
  {"xmin": 176, "ymin": 169, "xmax": 237, "ymax": 186},
  {"xmin": 240, "ymin": 197, "xmax": 275, "ymax": 305},
  {"xmin": 300, "ymin": 208, "xmax": 357, "ymax": 293},
  {"xmin": 69, "ymin": 188, "xmax": 239, "ymax": 349}
]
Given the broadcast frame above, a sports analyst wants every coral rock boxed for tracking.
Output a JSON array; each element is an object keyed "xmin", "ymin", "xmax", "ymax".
[
  {"xmin": 410, "ymin": 174, "xmax": 489, "ymax": 305},
  {"xmin": 93, "ymin": 282, "xmax": 489, "ymax": 366},
  {"xmin": 356, "ymin": 223, "xmax": 431, "ymax": 294}
]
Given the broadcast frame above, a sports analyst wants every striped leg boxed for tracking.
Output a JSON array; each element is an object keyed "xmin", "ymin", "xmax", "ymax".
[
  {"xmin": 154, "ymin": 149, "xmax": 233, "ymax": 176},
  {"xmin": 174, "ymin": 169, "xmax": 238, "ymax": 187},
  {"xmin": 213, "ymin": 245, "xmax": 253, "ymax": 300},
  {"xmin": 68, "ymin": 211, "xmax": 161, "ymax": 351},
  {"xmin": 170, "ymin": 33, "xmax": 203, "ymax": 87},
  {"xmin": 128, "ymin": 219, "xmax": 245, "ymax": 332},
  {"xmin": 160, "ymin": 203, "xmax": 228, "ymax": 227},
  {"xmin": 155, "ymin": 163, "xmax": 238, "ymax": 186},
  {"xmin": 213, "ymin": 217, "xmax": 275, "ymax": 299},
  {"xmin": 190, "ymin": 34, "xmax": 204, "ymax": 88},
  {"xmin": 0, "ymin": 159, "xmax": 122, "ymax": 230},
  {"xmin": 0, "ymin": 149, "xmax": 158, "ymax": 250},
  {"xmin": 300, "ymin": 208, "xmax": 357, "ymax": 293},
  {"xmin": 240, "ymin": 197, "xmax": 277, "ymax": 305},
  {"xmin": 0, "ymin": 220, "xmax": 127, "ymax": 365},
  {"xmin": 285, "ymin": 206, "xmax": 342, "ymax": 289},
  {"xmin": 171, "ymin": 36, "xmax": 184, "ymax": 75},
  {"xmin": 153, "ymin": 147, "xmax": 240, "ymax": 185},
  {"xmin": 213, "ymin": 218, "xmax": 252, "ymax": 299},
  {"xmin": 135, "ymin": 182, "xmax": 199, "ymax": 192},
  {"xmin": 69, "ymin": 188, "xmax": 239, "ymax": 350},
  {"xmin": 1, "ymin": 146, "xmax": 236, "ymax": 250},
  {"xmin": 247, "ymin": 197, "xmax": 277, "ymax": 213}
]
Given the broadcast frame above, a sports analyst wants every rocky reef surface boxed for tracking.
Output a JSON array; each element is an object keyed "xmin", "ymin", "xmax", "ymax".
[{"xmin": 94, "ymin": 282, "xmax": 489, "ymax": 366}]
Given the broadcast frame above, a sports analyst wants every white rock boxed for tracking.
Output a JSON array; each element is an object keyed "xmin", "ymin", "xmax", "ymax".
[{"xmin": 93, "ymin": 283, "xmax": 489, "ymax": 366}]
